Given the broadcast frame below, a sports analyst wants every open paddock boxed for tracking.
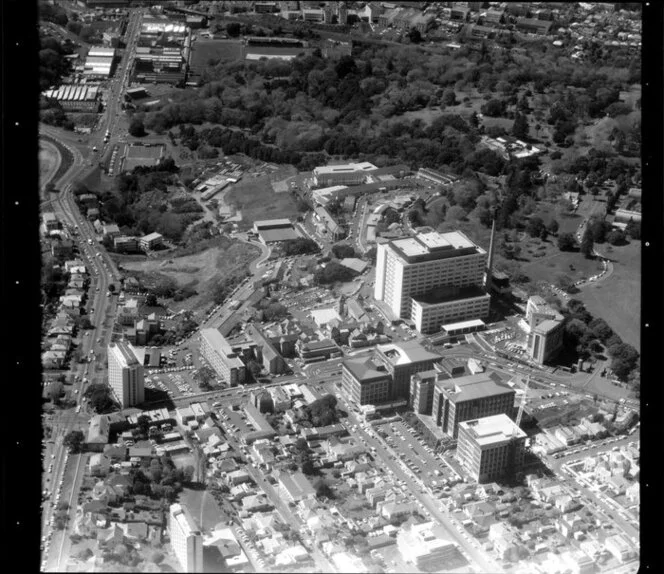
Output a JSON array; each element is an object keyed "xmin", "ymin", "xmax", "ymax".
[{"xmin": 226, "ymin": 172, "xmax": 300, "ymax": 227}]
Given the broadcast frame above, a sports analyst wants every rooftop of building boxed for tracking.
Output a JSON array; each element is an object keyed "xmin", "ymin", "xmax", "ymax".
[
  {"xmin": 377, "ymin": 340, "xmax": 441, "ymax": 366},
  {"xmin": 339, "ymin": 258, "xmax": 368, "ymax": 274},
  {"xmin": 258, "ymin": 227, "xmax": 301, "ymax": 243},
  {"xmin": 459, "ymin": 413, "xmax": 526, "ymax": 445},
  {"xmin": 314, "ymin": 162, "xmax": 377, "ymax": 175},
  {"xmin": 532, "ymin": 317, "xmax": 564, "ymax": 334},
  {"xmin": 437, "ymin": 373, "xmax": 514, "ymax": 402},
  {"xmin": 108, "ymin": 341, "xmax": 140, "ymax": 366},
  {"xmin": 200, "ymin": 328, "xmax": 243, "ymax": 364},
  {"xmin": 442, "ymin": 318, "xmax": 486, "ymax": 331},
  {"xmin": 253, "ymin": 218, "xmax": 293, "ymax": 229},
  {"xmin": 387, "ymin": 230, "xmax": 484, "ymax": 263},
  {"xmin": 170, "ymin": 503, "xmax": 201, "ymax": 535},
  {"xmin": 343, "ymin": 356, "xmax": 390, "ymax": 382}
]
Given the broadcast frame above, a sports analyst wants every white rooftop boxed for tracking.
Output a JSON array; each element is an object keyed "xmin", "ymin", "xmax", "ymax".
[
  {"xmin": 392, "ymin": 237, "xmax": 429, "ymax": 257},
  {"xmin": 314, "ymin": 162, "xmax": 377, "ymax": 174},
  {"xmin": 443, "ymin": 318, "xmax": 486, "ymax": 331},
  {"xmin": 310, "ymin": 307, "xmax": 342, "ymax": 327},
  {"xmin": 460, "ymin": 413, "xmax": 526, "ymax": 446},
  {"xmin": 391, "ymin": 230, "xmax": 480, "ymax": 258}
]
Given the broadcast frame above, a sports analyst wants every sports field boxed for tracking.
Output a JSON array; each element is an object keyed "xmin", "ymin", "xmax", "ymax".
[{"xmin": 190, "ymin": 39, "xmax": 244, "ymax": 69}]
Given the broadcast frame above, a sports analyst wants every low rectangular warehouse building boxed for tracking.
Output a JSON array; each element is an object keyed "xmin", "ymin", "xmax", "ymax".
[
  {"xmin": 253, "ymin": 219, "xmax": 301, "ymax": 244},
  {"xmin": 43, "ymin": 84, "xmax": 101, "ymax": 112}
]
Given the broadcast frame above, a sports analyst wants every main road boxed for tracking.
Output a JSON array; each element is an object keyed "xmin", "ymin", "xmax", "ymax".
[{"xmin": 41, "ymin": 11, "xmax": 145, "ymax": 571}]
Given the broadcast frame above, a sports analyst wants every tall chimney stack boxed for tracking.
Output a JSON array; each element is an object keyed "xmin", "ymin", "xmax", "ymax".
[{"xmin": 485, "ymin": 218, "xmax": 496, "ymax": 292}]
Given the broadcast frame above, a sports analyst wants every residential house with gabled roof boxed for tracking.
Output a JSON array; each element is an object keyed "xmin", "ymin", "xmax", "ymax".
[
  {"xmin": 276, "ymin": 470, "xmax": 316, "ymax": 503},
  {"xmin": 380, "ymin": 500, "xmax": 418, "ymax": 521}
]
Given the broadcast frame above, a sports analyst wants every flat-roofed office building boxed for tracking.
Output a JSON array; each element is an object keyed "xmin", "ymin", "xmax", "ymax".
[
  {"xmin": 341, "ymin": 356, "xmax": 392, "ymax": 406},
  {"xmin": 199, "ymin": 328, "xmax": 246, "ymax": 386},
  {"xmin": 432, "ymin": 373, "xmax": 515, "ymax": 438},
  {"xmin": 107, "ymin": 341, "xmax": 145, "ymax": 408},
  {"xmin": 342, "ymin": 341, "xmax": 442, "ymax": 405},
  {"xmin": 456, "ymin": 414, "xmax": 526, "ymax": 483},
  {"xmin": 374, "ymin": 231, "xmax": 490, "ymax": 333}
]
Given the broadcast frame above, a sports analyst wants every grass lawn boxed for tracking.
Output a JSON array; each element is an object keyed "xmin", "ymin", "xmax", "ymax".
[
  {"xmin": 190, "ymin": 39, "xmax": 244, "ymax": 69},
  {"xmin": 521, "ymin": 244, "xmax": 605, "ymax": 285},
  {"xmin": 178, "ymin": 487, "xmax": 229, "ymax": 531},
  {"xmin": 39, "ymin": 141, "xmax": 59, "ymax": 188},
  {"xmin": 226, "ymin": 173, "xmax": 300, "ymax": 227},
  {"xmin": 119, "ymin": 238, "xmax": 260, "ymax": 311},
  {"xmin": 576, "ymin": 240, "xmax": 640, "ymax": 349}
]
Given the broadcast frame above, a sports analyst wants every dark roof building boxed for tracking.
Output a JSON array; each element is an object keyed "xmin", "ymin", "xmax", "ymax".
[{"xmin": 515, "ymin": 17, "xmax": 554, "ymax": 35}]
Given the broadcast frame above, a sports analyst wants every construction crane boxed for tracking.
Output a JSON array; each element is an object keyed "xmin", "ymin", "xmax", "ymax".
[{"xmin": 515, "ymin": 375, "xmax": 530, "ymax": 429}]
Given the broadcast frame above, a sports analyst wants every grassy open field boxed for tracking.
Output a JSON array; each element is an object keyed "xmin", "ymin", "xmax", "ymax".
[
  {"xmin": 226, "ymin": 171, "xmax": 300, "ymax": 227},
  {"xmin": 576, "ymin": 240, "xmax": 640, "ymax": 350},
  {"xmin": 119, "ymin": 238, "xmax": 260, "ymax": 311},
  {"xmin": 521, "ymin": 244, "xmax": 605, "ymax": 286},
  {"xmin": 190, "ymin": 39, "xmax": 244, "ymax": 69}
]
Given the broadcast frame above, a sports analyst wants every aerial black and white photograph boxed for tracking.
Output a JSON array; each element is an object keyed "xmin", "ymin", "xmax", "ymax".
[{"xmin": 34, "ymin": 1, "xmax": 646, "ymax": 573}]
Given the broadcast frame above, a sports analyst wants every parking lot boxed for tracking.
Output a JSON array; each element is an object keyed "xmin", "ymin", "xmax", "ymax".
[
  {"xmin": 144, "ymin": 367, "xmax": 197, "ymax": 398},
  {"xmin": 377, "ymin": 420, "xmax": 457, "ymax": 490}
]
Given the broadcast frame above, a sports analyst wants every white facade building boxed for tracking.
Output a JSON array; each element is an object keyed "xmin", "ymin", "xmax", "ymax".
[
  {"xmin": 374, "ymin": 231, "xmax": 490, "ymax": 333},
  {"xmin": 107, "ymin": 342, "xmax": 144, "ymax": 408},
  {"xmin": 169, "ymin": 503, "xmax": 203, "ymax": 573}
]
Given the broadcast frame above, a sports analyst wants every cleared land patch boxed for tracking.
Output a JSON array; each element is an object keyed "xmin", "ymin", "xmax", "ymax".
[{"xmin": 119, "ymin": 238, "xmax": 260, "ymax": 311}]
